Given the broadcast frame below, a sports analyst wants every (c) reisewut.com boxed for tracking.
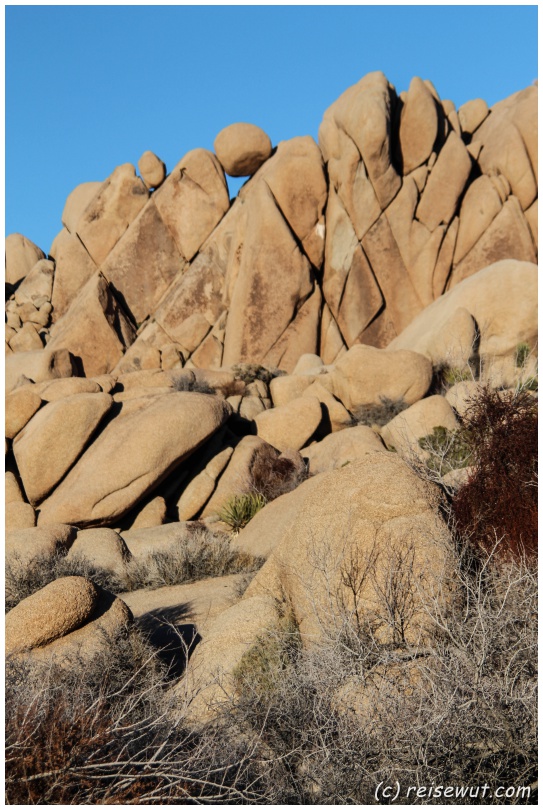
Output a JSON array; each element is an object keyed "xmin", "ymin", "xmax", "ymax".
[{"xmin": 374, "ymin": 781, "xmax": 532, "ymax": 802}]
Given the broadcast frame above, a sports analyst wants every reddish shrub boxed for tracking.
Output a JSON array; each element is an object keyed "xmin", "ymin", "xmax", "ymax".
[{"xmin": 451, "ymin": 387, "xmax": 537, "ymax": 561}]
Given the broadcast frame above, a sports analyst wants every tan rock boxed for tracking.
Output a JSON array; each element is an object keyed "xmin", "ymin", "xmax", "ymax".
[
  {"xmin": 39, "ymin": 377, "xmax": 102, "ymax": 401},
  {"xmin": 177, "ymin": 446, "xmax": 234, "ymax": 521},
  {"xmin": 292, "ymin": 354, "xmax": 324, "ymax": 375},
  {"xmin": 239, "ymin": 395, "xmax": 266, "ymax": 421},
  {"xmin": 6, "ymin": 501, "xmax": 36, "ymax": 531},
  {"xmin": 214, "ymin": 122, "xmax": 272, "ymax": 177},
  {"xmin": 398, "ymin": 76, "xmax": 439, "ymax": 174},
  {"xmin": 222, "ymin": 182, "xmax": 316, "ymax": 370},
  {"xmin": 47, "ymin": 273, "xmax": 137, "ymax": 377},
  {"xmin": 416, "ymin": 131, "xmax": 472, "ymax": 230},
  {"xmin": 181, "ymin": 594, "xmax": 280, "ymax": 721},
  {"xmin": 49, "ymin": 229, "xmax": 98, "ymax": 322},
  {"xmin": 66, "ymin": 528, "xmax": 131, "ymax": 575},
  {"xmin": 302, "ymin": 380, "xmax": 352, "ymax": 432},
  {"xmin": 153, "ymin": 148, "xmax": 230, "ymax": 262},
  {"xmin": 269, "ymin": 373, "xmax": 315, "ymax": 407},
  {"xmin": 27, "ymin": 590, "xmax": 133, "ymax": 665},
  {"xmin": 524, "ymin": 199, "xmax": 537, "ymax": 250},
  {"xmin": 14, "ymin": 259, "xmax": 54, "ymax": 307},
  {"xmin": 138, "ymin": 150, "xmax": 166, "ymax": 189},
  {"xmin": 254, "ymin": 396, "xmax": 323, "ymax": 453},
  {"xmin": 9, "ymin": 322, "xmax": 44, "ymax": 352},
  {"xmin": 445, "ymin": 381, "xmax": 485, "ymax": 418},
  {"xmin": 458, "ymin": 98, "xmax": 489, "ymax": 135},
  {"xmin": 476, "ymin": 86, "xmax": 537, "ymax": 210},
  {"xmin": 76, "ymin": 164, "xmax": 149, "ymax": 265},
  {"xmin": 129, "ymin": 496, "xmax": 167, "ymax": 529},
  {"xmin": 450, "ymin": 198, "xmax": 536, "ymax": 286},
  {"xmin": 390, "ymin": 260, "xmax": 538, "ymax": 370},
  {"xmin": 5, "ymin": 577, "xmax": 99, "ymax": 655},
  {"xmin": 5, "ymin": 233, "xmax": 45, "ymax": 286},
  {"xmin": 454, "ymin": 175, "xmax": 503, "ymax": 264},
  {"xmin": 329, "ymin": 345, "xmax": 433, "ymax": 411},
  {"xmin": 38, "ymin": 393, "xmax": 231, "ymax": 527},
  {"xmin": 173, "ymin": 313, "xmax": 212, "ymax": 355},
  {"xmin": 116, "ymin": 368, "xmax": 175, "ymax": 391},
  {"xmin": 202, "ymin": 435, "xmax": 268, "ymax": 517},
  {"xmin": 380, "ymin": 395, "xmax": 459, "ymax": 460},
  {"xmin": 303, "ymin": 425, "xmax": 385, "ymax": 475},
  {"xmin": 113, "ymin": 339, "xmax": 163, "ymax": 374},
  {"xmin": 62, "ymin": 181, "xmax": 102, "ymax": 233},
  {"xmin": 13, "ymin": 393, "xmax": 113, "ymax": 505},
  {"xmin": 120, "ymin": 522, "xmax": 195, "ymax": 561},
  {"xmin": 319, "ymin": 71, "xmax": 401, "ymax": 211},
  {"xmin": 6, "ymin": 524, "xmax": 77, "ymax": 567},
  {"xmin": 6, "ymin": 386, "xmax": 42, "ymax": 439},
  {"xmin": 5, "ymin": 471, "xmax": 24, "ymax": 504},
  {"xmin": 245, "ymin": 454, "xmax": 451, "ymax": 645},
  {"xmin": 101, "ymin": 200, "xmax": 184, "ymax": 324},
  {"xmin": 6, "ymin": 348, "xmax": 76, "ymax": 393}
]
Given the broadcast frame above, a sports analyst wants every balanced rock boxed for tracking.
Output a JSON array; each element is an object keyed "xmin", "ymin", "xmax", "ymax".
[
  {"xmin": 138, "ymin": 150, "xmax": 166, "ymax": 189},
  {"xmin": 5, "ymin": 233, "xmax": 45, "ymax": 287},
  {"xmin": 214, "ymin": 122, "xmax": 273, "ymax": 177}
]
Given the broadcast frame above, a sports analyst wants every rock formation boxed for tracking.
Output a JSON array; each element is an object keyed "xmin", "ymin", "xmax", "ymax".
[{"xmin": 5, "ymin": 72, "xmax": 538, "ymax": 704}]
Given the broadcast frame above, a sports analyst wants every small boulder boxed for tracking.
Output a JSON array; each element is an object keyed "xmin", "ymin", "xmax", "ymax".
[
  {"xmin": 6, "ymin": 502, "xmax": 36, "ymax": 531},
  {"xmin": 6, "ymin": 576, "xmax": 99, "ymax": 655},
  {"xmin": 6, "ymin": 523, "xmax": 77, "ymax": 567},
  {"xmin": 6, "ymin": 348, "xmax": 77, "ymax": 393},
  {"xmin": 380, "ymin": 395, "xmax": 459, "ymax": 461},
  {"xmin": 214, "ymin": 122, "xmax": 273, "ymax": 177},
  {"xmin": 254, "ymin": 396, "xmax": 324, "ymax": 452},
  {"xmin": 66, "ymin": 528, "xmax": 131, "ymax": 575},
  {"xmin": 5, "ymin": 234, "xmax": 45, "ymax": 286},
  {"xmin": 303, "ymin": 425, "xmax": 386, "ymax": 475}
]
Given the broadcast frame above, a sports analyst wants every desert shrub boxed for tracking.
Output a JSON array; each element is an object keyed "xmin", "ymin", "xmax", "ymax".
[
  {"xmin": 5, "ymin": 627, "xmax": 265, "ymax": 804},
  {"xmin": 231, "ymin": 363, "xmax": 286, "ymax": 385},
  {"xmin": 218, "ymin": 492, "xmax": 267, "ymax": 533},
  {"xmin": 418, "ymin": 424, "xmax": 473, "ymax": 476},
  {"xmin": 122, "ymin": 529, "xmax": 265, "ymax": 591},
  {"xmin": 5, "ymin": 551, "xmax": 122, "ymax": 612},
  {"xmin": 250, "ymin": 443, "xmax": 309, "ymax": 501},
  {"xmin": 451, "ymin": 387, "xmax": 537, "ymax": 560},
  {"xmin": 171, "ymin": 375, "xmax": 215, "ymax": 395},
  {"xmin": 350, "ymin": 396, "xmax": 408, "ymax": 427}
]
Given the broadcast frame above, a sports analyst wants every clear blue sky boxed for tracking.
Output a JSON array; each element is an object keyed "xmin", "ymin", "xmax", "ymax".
[{"xmin": 5, "ymin": 4, "xmax": 538, "ymax": 254}]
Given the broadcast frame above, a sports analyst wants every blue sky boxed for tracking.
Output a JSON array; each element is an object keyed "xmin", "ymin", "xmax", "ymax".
[{"xmin": 5, "ymin": 4, "xmax": 538, "ymax": 254}]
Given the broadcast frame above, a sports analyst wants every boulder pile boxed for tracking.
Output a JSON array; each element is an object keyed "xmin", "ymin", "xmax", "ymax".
[{"xmin": 5, "ymin": 72, "xmax": 538, "ymax": 698}]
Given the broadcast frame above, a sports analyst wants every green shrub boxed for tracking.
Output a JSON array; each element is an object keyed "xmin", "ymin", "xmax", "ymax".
[
  {"xmin": 218, "ymin": 492, "xmax": 267, "ymax": 533},
  {"xmin": 515, "ymin": 341, "xmax": 531, "ymax": 368},
  {"xmin": 418, "ymin": 425, "xmax": 473, "ymax": 476}
]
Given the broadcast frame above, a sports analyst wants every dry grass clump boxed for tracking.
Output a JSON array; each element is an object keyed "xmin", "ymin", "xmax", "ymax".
[
  {"xmin": 5, "ymin": 529, "xmax": 265, "ymax": 610},
  {"xmin": 350, "ymin": 396, "xmax": 408, "ymax": 427},
  {"xmin": 230, "ymin": 363, "xmax": 286, "ymax": 385},
  {"xmin": 122, "ymin": 529, "xmax": 265, "ymax": 591},
  {"xmin": 250, "ymin": 443, "xmax": 308, "ymax": 501}
]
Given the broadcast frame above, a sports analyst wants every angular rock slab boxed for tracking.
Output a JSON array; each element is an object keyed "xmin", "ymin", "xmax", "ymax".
[
  {"xmin": 38, "ymin": 393, "xmax": 232, "ymax": 527},
  {"xmin": 47, "ymin": 273, "xmax": 136, "ymax": 377}
]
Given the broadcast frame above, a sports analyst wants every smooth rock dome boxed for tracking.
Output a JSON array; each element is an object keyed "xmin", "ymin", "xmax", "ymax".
[{"xmin": 214, "ymin": 122, "xmax": 273, "ymax": 177}]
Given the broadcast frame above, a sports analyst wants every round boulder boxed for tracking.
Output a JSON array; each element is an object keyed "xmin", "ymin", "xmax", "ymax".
[
  {"xmin": 5, "ymin": 576, "xmax": 99, "ymax": 655},
  {"xmin": 214, "ymin": 122, "xmax": 272, "ymax": 177}
]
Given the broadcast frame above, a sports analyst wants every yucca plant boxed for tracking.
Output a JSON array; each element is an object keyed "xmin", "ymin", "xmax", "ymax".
[{"xmin": 218, "ymin": 492, "xmax": 267, "ymax": 533}]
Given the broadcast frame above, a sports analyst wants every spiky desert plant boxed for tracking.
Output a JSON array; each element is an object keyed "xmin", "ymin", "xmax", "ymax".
[{"xmin": 218, "ymin": 492, "xmax": 267, "ymax": 533}]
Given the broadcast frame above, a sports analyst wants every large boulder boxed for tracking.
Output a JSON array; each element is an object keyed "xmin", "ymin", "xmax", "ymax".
[
  {"xmin": 5, "ymin": 386, "xmax": 42, "ymax": 439},
  {"xmin": 13, "ymin": 259, "xmax": 54, "ymax": 307},
  {"xmin": 13, "ymin": 393, "xmax": 113, "ymax": 505},
  {"xmin": 326, "ymin": 344, "xmax": 433, "ymax": 412},
  {"xmin": 214, "ymin": 122, "xmax": 272, "ymax": 177},
  {"xmin": 37, "ymin": 393, "xmax": 231, "ymax": 527},
  {"xmin": 245, "ymin": 453, "xmax": 451, "ymax": 644},
  {"xmin": 49, "ymin": 228, "xmax": 98, "ymax": 322},
  {"xmin": 388, "ymin": 260, "xmax": 538, "ymax": 381}
]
